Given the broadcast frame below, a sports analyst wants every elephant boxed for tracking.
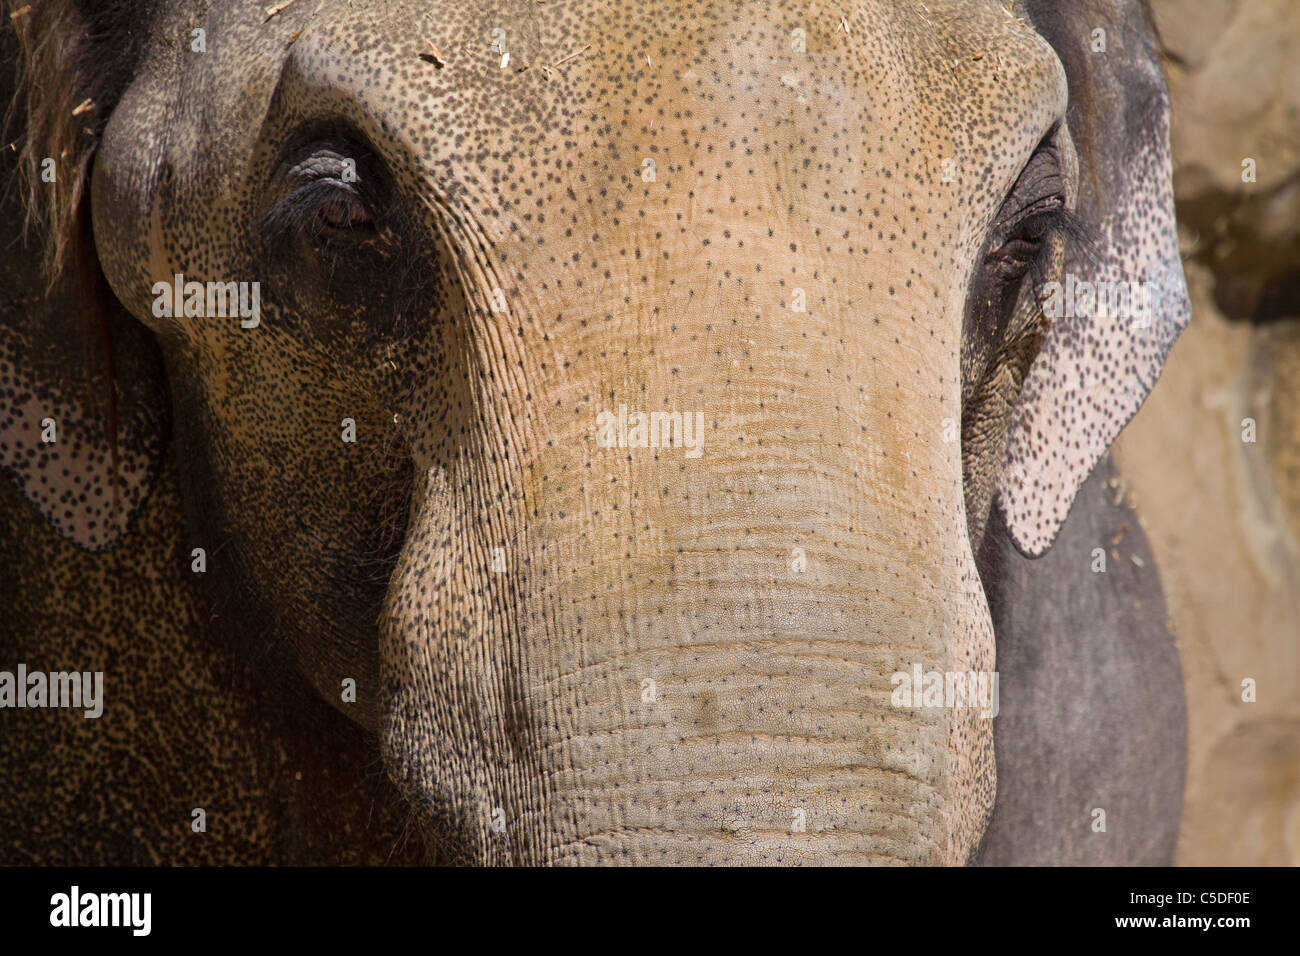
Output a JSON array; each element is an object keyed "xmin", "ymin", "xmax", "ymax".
[
  {"xmin": 1, "ymin": 0, "xmax": 1190, "ymax": 865},
  {"xmin": 974, "ymin": 454, "xmax": 1186, "ymax": 865}
]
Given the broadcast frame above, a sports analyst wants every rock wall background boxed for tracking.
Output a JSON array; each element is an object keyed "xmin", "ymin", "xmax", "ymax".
[{"xmin": 1110, "ymin": 0, "xmax": 1300, "ymax": 864}]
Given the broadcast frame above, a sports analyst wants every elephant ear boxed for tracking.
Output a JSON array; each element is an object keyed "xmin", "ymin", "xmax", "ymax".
[
  {"xmin": 0, "ymin": 2, "xmax": 167, "ymax": 552},
  {"xmin": 997, "ymin": 0, "xmax": 1190, "ymax": 556}
]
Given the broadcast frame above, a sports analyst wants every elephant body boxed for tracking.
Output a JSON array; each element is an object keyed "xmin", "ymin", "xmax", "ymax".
[
  {"xmin": 2, "ymin": 0, "xmax": 1190, "ymax": 864},
  {"xmin": 0, "ymin": 450, "xmax": 421, "ymax": 865},
  {"xmin": 976, "ymin": 456, "xmax": 1186, "ymax": 865}
]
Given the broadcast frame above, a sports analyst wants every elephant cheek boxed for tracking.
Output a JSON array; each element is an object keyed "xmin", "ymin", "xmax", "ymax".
[{"xmin": 376, "ymin": 443, "xmax": 996, "ymax": 865}]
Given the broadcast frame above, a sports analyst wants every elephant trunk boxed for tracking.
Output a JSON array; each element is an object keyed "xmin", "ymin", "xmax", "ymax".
[{"xmin": 379, "ymin": 310, "xmax": 996, "ymax": 862}]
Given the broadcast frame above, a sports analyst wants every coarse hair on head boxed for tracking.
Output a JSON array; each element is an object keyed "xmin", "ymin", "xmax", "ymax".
[{"xmin": 4, "ymin": 0, "xmax": 146, "ymax": 284}]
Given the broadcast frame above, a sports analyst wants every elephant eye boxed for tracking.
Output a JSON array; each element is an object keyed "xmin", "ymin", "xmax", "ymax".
[
  {"xmin": 985, "ymin": 196, "xmax": 1068, "ymax": 281},
  {"xmin": 270, "ymin": 178, "xmax": 377, "ymax": 241},
  {"xmin": 983, "ymin": 136, "xmax": 1077, "ymax": 284},
  {"xmin": 961, "ymin": 133, "xmax": 1083, "ymax": 391},
  {"xmin": 261, "ymin": 144, "xmax": 386, "ymax": 250},
  {"xmin": 314, "ymin": 186, "xmax": 374, "ymax": 232}
]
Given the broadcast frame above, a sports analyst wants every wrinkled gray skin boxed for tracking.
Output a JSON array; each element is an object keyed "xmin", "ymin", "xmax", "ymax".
[
  {"xmin": 1, "ymin": 0, "xmax": 1190, "ymax": 864},
  {"xmin": 975, "ymin": 456, "xmax": 1187, "ymax": 865}
]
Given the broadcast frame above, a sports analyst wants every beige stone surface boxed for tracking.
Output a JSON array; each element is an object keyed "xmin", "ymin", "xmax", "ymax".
[
  {"xmin": 1111, "ymin": 0, "xmax": 1300, "ymax": 865},
  {"xmin": 1112, "ymin": 261, "xmax": 1300, "ymax": 865}
]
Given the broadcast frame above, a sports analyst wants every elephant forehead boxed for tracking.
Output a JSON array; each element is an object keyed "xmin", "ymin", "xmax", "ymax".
[{"xmin": 267, "ymin": 0, "xmax": 1064, "ymax": 222}]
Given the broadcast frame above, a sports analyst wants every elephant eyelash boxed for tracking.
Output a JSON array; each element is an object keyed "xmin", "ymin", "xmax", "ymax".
[
  {"xmin": 985, "ymin": 201, "xmax": 1087, "ymax": 281},
  {"xmin": 261, "ymin": 178, "xmax": 382, "ymax": 245}
]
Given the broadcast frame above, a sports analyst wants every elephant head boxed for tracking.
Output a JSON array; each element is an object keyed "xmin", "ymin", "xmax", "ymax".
[{"xmin": 1, "ymin": 0, "xmax": 1188, "ymax": 864}]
